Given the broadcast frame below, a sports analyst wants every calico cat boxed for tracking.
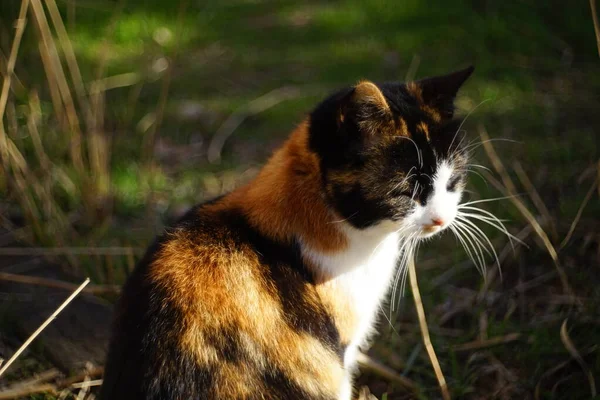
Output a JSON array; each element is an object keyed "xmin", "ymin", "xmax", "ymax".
[{"xmin": 100, "ymin": 66, "xmax": 475, "ymax": 400}]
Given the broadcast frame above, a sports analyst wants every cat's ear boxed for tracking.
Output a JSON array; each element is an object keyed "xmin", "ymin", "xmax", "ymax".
[
  {"xmin": 412, "ymin": 66, "xmax": 474, "ymax": 120},
  {"xmin": 352, "ymin": 81, "xmax": 390, "ymax": 112},
  {"xmin": 339, "ymin": 81, "xmax": 393, "ymax": 135}
]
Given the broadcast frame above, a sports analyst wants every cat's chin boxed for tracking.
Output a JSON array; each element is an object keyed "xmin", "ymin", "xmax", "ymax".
[{"xmin": 418, "ymin": 225, "xmax": 446, "ymax": 239}]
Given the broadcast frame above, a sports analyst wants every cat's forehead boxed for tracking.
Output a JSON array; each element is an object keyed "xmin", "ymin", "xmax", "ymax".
[
  {"xmin": 378, "ymin": 81, "xmax": 444, "ymax": 129},
  {"xmin": 373, "ymin": 88, "xmax": 459, "ymax": 158}
]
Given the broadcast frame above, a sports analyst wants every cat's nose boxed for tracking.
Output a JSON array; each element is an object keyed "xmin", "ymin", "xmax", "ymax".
[
  {"xmin": 430, "ymin": 217, "xmax": 444, "ymax": 227},
  {"xmin": 422, "ymin": 217, "xmax": 445, "ymax": 233}
]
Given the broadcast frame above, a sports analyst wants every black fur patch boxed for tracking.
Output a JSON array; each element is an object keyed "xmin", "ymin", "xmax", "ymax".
[{"xmin": 261, "ymin": 368, "xmax": 336, "ymax": 400}]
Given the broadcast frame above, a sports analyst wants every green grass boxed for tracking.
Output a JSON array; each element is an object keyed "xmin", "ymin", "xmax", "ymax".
[{"xmin": 1, "ymin": 0, "xmax": 599, "ymax": 398}]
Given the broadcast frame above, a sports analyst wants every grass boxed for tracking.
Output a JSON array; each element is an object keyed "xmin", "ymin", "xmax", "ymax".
[{"xmin": 0, "ymin": 0, "xmax": 599, "ymax": 399}]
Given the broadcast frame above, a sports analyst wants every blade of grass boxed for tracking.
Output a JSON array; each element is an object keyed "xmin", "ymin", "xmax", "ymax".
[
  {"xmin": 559, "ymin": 174, "xmax": 598, "ymax": 250},
  {"xmin": 71, "ymin": 379, "xmax": 102, "ymax": 389},
  {"xmin": 0, "ymin": 246, "xmax": 142, "ymax": 255},
  {"xmin": 0, "ymin": 384, "xmax": 57, "ymax": 399},
  {"xmin": 451, "ymin": 333, "xmax": 521, "ymax": 352},
  {"xmin": 57, "ymin": 366, "xmax": 103, "ymax": 389},
  {"xmin": 30, "ymin": 0, "xmax": 84, "ymax": 175},
  {"xmin": 84, "ymin": 0, "xmax": 128, "ymax": 215},
  {"xmin": 408, "ymin": 256, "xmax": 451, "ymax": 400},
  {"xmin": 560, "ymin": 319, "xmax": 596, "ymax": 397},
  {"xmin": 75, "ymin": 374, "xmax": 91, "ymax": 400},
  {"xmin": 142, "ymin": 0, "xmax": 189, "ymax": 164},
  {"xmin": 26, "ymin": 90, "xmax": 51, "ymax": 169},
  {"xmin": 597, "ymin": 160, "xmax": 600, "ymax": 197},
  {"xmin": 0, "ymin": 0, "xmax": 29, "ymax": 169},
  {"xmin": 35, "ymin": 34, "xmax": 66, "ymax": 128},
  {"xmin": 0, "ymin": 278, "xmax": 90, "ymax": 377},
  {"xmin": 356, "ymin": 352, "xmax": 417, "ymax": 393},
  {"xmin": 513, "ymin": 161, "xmax": 558, "ymax": 241},
  {"xmin": 207, "ymin": 85, "xmax": 302, "ymax": 164},
  {"xmin": 0, "ymin": 271, "xmax": 120, "ymax": 294},
  {"xmin": 45, "ymin": 0, "xmax": 93, "ymax": 130},
  {"xmin": 534, "ymin": 346, "xmax": 598, "ymax": 400},
  {"xmin": 591, "ymin": 0, "xmax": 600, "ymax": 57},
  {"xmin": 0, "ymin": 48, "xmax": 27, "ymax": 98},
  {"xmin": 479, "ymin": 125, "xmax": 574, "ymax": 298}
]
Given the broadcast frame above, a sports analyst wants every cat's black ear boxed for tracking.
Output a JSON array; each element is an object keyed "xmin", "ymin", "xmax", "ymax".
[
  {"xmin": 339, "ymin": 81, "xmax": 393, "ymax": 136},
  {"xmin": 413, "ymin": 66, "xmax": 474, "ymax": 119}
]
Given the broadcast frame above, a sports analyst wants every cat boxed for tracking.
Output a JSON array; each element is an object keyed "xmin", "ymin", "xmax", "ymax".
[{"xmin": 100, "ymin": 66, "xmax": 475, "ymax": 400}]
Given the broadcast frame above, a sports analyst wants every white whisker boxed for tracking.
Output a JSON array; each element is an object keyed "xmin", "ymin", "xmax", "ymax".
[
  {"xmin": 460, "ymin": 195, "xmax": 520, "ymax": 206},
  {"xmin": 386, "ymin": 167, "xmax": 417, "ymax": 196},
  {"xmin": 390, "ymin": 233, "xmax": 417, "ymax": 312},
  {"xmin": 452, "ymin": 222, "xmax": 488, "ymax": 274},
  {"xmin": 455, "ymin": 216, "xmax": 501, "ymax": 274},
  {"xmin": 466, "ymin": 163, "xmax": 492, "ymax": 172},
  {"xmin": 457, "ymin": 207, "xmax": 524, "ymax": 246},
  {"xmin": 455, "ymin": 219, "xmax": 494, "ymax": 258},
  {"xmin": 462, "ymin": 138, "xmax": 521, "ymax": 153},
  {"xmin": 450, "ymin": 225, "xmax": 483, "ymax": 274},
  {"xmin": 449, "ymin": 99, "xmax": 492, "ymax": 153},
  {"xmin": 398, "ymin": 137, "xmax": 422, "ymax": 168},
  {"xmin": 411, "ymin": 182, "xmax": 420, "ymax": 200}
]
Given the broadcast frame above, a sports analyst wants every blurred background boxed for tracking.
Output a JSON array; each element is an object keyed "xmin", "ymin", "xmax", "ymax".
[{"xmin": 0, "ymin": 0, "xmax": 598, "ymax": 399}]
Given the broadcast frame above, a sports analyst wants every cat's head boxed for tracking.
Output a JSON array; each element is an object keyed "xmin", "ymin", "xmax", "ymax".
[{"xmin": 309, "ymin": 66, "xmax": 474, "ymax": 239}]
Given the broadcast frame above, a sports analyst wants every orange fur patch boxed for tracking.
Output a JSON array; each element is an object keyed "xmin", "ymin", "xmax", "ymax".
[
  {"xmin": 406, "ymin": 82, "xmax": 423, "ymax": 104},
  {"xmin": 417, "ymin": 121, "xmax": 430, "ymax": 141},
  {"xmin": 149, "ymin": 230, "xmax": 344, "ymax": 398},
  {"xmin": 316, "ymin": 283, "xmax": 359, "ymax": 346},
  {"xmin": 397, "ymin": 117, "xmax": 409, "ymax": 137},
  {"xmin": 422, "ymin": 105, "xmax": 442, "ymax": 123},
  {"xmin": 214, "ymin": 121, "xmax": 347, "ymax": 254}
]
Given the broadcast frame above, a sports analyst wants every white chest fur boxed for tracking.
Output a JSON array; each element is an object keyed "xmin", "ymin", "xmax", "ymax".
[{"xmin": 302, "ymin": 222, "xmax": 401, "ymax": 370}]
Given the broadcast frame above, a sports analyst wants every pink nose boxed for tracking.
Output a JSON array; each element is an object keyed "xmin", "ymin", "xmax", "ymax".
[{"xmin": 430, "ymin": 218, "xmax": 444, "ymax": 226}]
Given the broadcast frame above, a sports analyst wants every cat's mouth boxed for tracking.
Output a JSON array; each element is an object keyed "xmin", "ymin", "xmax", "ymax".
[
  {"xmin": 419, "ymin": 222, "xmax": 447, "ymax": 238},
  {"xmin": 422, "ymin": 225, "xmax": 442, "ymax": 234}
]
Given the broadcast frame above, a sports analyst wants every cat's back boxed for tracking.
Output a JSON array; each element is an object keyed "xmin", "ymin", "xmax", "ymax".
[{"xmin": 100, "ymin": 195, "xmax": 343, "ymax": 400}]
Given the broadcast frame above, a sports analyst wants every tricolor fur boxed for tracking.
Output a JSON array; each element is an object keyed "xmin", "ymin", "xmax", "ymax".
[{"xmin": 101, "ymin": 67, "xmax": 475, "ymax": 400}]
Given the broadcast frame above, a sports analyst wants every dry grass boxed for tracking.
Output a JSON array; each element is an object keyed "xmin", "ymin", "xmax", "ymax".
[
  {"xmin": 1, "ymin": 0, "xmax": 113, "ymax": 272},
  {"xmin": 0, "ymin": 0, "xmax": 175, "ymax": 279},
  {"xmin": 479, "ymin": 125, "xmax": 575, "ymax": 299},
  {"xmin": 560, "ymin": 319, "xmax": 597, "ymax": 397},
  {"xmin": 0, "ymin": 278, "xmax": 90, "ymax": 378},
  {"xmin": 408, "ymin": 255, "xmax": 451, "ymax": 400},
  {"xmin": 0, "ymin": 365, "xmax": 103, "ymax": 399},
  {"xmin": 591, "ymin": 0, "xmax": 600, "ymax": 57}
]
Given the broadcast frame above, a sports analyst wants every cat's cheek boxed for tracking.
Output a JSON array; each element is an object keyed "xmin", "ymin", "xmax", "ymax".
[{"xmin": 399, "ymin": 206, "xmax": 425, "ymax": 234}]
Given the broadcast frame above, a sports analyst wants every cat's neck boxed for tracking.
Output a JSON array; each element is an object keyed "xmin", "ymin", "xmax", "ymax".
[
  {"xmin": 227, "ymin": 121, "xmax": 400, "ymax": 282},
  {"xmin": 232, "ymin": 121, "xmax": 348, "ymax": 255}
]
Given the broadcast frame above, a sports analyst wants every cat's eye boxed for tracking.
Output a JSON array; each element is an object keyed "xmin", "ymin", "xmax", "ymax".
[{"xmin": 446, "ymin": 176, "xmax": 461, "ymax": 192}]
